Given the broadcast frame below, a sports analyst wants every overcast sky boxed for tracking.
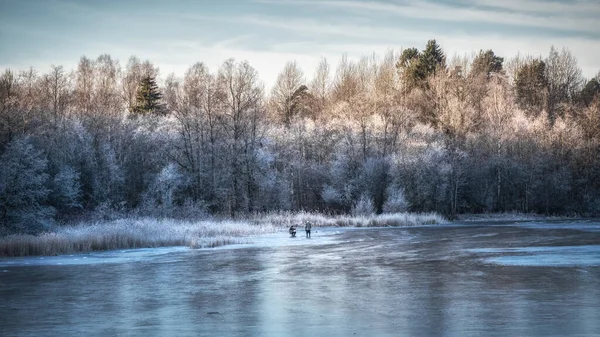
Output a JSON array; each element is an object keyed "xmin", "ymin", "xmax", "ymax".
[{"xmin": 1, "ymin": 0, "xmax": 599, "ymax": 88}]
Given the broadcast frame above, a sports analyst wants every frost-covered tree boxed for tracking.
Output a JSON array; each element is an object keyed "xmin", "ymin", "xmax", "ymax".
[
  {"xmin": 0, "ymin": 137, "xmax": 54, "ymax": 233},
  {"xmin": 49, "ymin": 165, "xmax": 82, "ymax": 213},
  {"xmin": 217, "ymin": 59, "xmax": 264, "ymax": 215},
  {"xmin": 42, "ymin": 65, "xmax": 71, "ymax": 125},
  {"xmin": 545, "ymin": 46, "xmax": 583, "ymax": 119},
  {"xmin": 383, "ymin": 186, "xmax": 410, "ymax": 213},
  {"xmin": 0, "ymin": 69, "xmax": 21, "ymax": 149},
  {"xmin": 94, "ymin": 54, "xmax": 122, "ymax": 117},
  {"xmin": 74, "ymin": 56, "xmax": 95, "ymax": 116},
  {"xmin": 351, "ymin": 193, "xmax": 375, "ymax": 216},
  {"xmin": 0, "ymin": 45, "xmax": 599, "ymax": 226},
  {"xmin": 175, "ymin": 63, "xmax": 225, "ymax": 209},
  {"xmin": 142, "ymin": 163, "xmax": 184, "ymax": 217}
]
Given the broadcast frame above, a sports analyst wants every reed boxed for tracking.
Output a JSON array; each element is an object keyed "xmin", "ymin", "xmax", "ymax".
[{"xmin": 0, "ymin": 212, "xmax": 445, "ymax": 257}]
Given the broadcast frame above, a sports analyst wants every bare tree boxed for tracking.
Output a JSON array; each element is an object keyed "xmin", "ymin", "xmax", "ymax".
[
  {"xmin": 0, "ymin": 70, "xmax": 21, "ymax": 148},
  {"xmin": 217, "ymin": 59, "xmax": 264, "ymax": 215},
  {"xmin": 171, "ymin": 62, "xmax": 221, "ymax": 206},
  {"xmin": 270, "ymin": 61, "xmax": 305, "ymax": 125},
  {"xmin": 311, "ymin": 56, "xmax": 331, "ymax": 116},
  {"xmin": 42, "ymin": 65, "xmax": 71, "ymax": 126},
  {"xmin": 546, "ymin": 46, "xmax": 583, "ymax": 119},
  {"xmin": 74, "ymin": 56, "xmax": 95, "ymax": 116},
  {"xmin": 332, "ymin": 54, "xmax": 360, "ymax": 103},
  {"xmin": 94, "ymin": 54, "xmax": 122, "ymax": 117},
  {"xmin": 374, "ymin": 50, "xmax": 406, "ymax": 156}
]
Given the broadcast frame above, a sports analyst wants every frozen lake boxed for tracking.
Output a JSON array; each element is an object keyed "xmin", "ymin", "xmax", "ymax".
[{"xmin": 1, "ymin": 221, "xmax": 600, "ymax": 336}]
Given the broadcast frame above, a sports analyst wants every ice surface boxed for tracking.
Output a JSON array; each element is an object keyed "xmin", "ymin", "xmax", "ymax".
[
  {"xmin": 467, "ymin": 245, "xmax": 600, "ymax": 267},
  {"xmin": 1, "ymin": 222, "xmax": 599, "ymax": 337}
]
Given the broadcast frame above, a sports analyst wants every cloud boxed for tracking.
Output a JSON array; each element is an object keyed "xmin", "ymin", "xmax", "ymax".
[
  {"xmin": 2, "ymin": 0, "xmax": 599, "ymax": 90},
  {"xmin": 256, "ymin": 0, "xmax": 600, "ymax": 36},
  {"xmin": 182, "ymin": 11, "xmax": 599, "ymax": 67},
  {"xmin": 459, "ymin": 0, "xmax": 600, "ymax": 15}
]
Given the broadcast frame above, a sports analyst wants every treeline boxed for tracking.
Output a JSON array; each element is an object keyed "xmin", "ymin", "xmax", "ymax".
[{"xmin": 1, "ymin": 40, "xmax": 600, "ymax": 234}]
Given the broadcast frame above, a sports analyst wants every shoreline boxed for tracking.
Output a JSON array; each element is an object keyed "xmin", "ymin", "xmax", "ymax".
[
  {"xmin": 0, "ymin": 212, "xmax": 444, "ymax": 257},
  {"xmin": 5, "ymin": 212, "xmax": 593, "ymax": 258},
  {"xmin": 455, "ymin": 212, "xmax": 589, "ymax": 222}
]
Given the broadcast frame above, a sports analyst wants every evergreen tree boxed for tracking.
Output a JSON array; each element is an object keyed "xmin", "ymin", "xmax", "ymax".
[
  {"xmin": 515, "ymin": 59, "xmax": 548, "ymax": 116},
  {"xmin": 131, "ymin": 75, "xmax": 166, "ymax": 116},
  {"xmin": 396, "ymin": 40, "xmax": 445, "ymax": 91},
  {"xmin": 420, "ymin": 39, "xmax": 446, "ymax": 76},
  {"xmin": 471, "ymin": 49, "xmax": 504, "ymax": 78},
  {"xmin": 397, "ymin": 47, "xmax": 423, "ymax": 91},
  {"xmin": 581, "ymin": 77, "xmax": 600, "ymax": 107}
]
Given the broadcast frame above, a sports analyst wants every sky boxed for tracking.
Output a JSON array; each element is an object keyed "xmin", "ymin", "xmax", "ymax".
[{"xmin": 0, "ymin": 0, "xmax": 599, "ymax": 89}]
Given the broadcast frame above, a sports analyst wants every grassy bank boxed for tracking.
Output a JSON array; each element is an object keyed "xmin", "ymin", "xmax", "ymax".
[
  {"xmin": 257, "ymin": 211, "xmax": 445, "ymax": 228},
  {"xmin": 0, "ymin": 212, "xmax": 445, "ymax": 257}
]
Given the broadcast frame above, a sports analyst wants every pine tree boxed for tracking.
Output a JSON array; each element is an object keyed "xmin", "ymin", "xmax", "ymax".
[
  {"xmin": 581, "ymin": 77, "xmax": 600, "ymax": 107},
  {"xmin": 471, "ymin": 49, "xmax": 504, "ymax": 78},
  {"xmin": 131, "ymin": 75, "xmax": 166, "ymax": 116},
  {"xmin": 420, "ymin": 39, "xmax": 446, "ymax": 76},
  {"xmin": 515, "ymin": 59, "xmax": 548, "ymax": 116},
  {"xmin": 397, "ymin": 47, "xmax": 423, "ymax": 91},
  {"xmin": 396, "ymin": 40, "xmax": 446, "ymax": 91}
]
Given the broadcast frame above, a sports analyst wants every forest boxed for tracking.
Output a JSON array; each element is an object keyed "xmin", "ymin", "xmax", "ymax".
[{"xmin": 1, "ymin": 40, "xmax": 600, "ymax": 235}]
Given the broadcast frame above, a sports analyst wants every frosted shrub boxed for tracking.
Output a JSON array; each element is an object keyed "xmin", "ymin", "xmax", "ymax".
[
  {"xmin": 352, "ymin": 194, "xmax": 375, "ymax": 216},
  {"xmin": 383, "ymin": 187, "xmax": 410, "ymax": 213}
]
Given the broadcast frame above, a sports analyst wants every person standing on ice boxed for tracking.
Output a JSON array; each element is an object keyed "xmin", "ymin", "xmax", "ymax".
[{"xmin": 305, "ymin": 221, "xmax": 312, "ymax": 238}]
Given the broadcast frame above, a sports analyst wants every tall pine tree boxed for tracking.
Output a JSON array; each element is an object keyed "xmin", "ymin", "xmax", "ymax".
[
  {"xmin": 396, "ymin": 40, "xmax": 446, "ymax": 91},
  {"xmin": 470, "ymin": 49, "xmax": 504, "ymax": 78},
  {"xmin": 131, "ymin": 75, "xmax": 166, "ymax": 116},
  {"xmin": 515, "ymin": 59, "xmax": 548, "ymax": 116},
  {"xmin": 420, "ymin": 39, "xmax": 445, "ymax": 76}
]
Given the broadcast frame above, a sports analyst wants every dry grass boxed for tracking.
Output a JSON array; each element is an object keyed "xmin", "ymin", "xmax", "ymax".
[
  {"xmin": 0, "ymin": 218, "xmax": 278, "ymax": 257},
  {"xmin": 258, "ymin": 211, "xmax": 445, "ymax": 228},
  {"xmin": 0, "ymin": 212, "xmax": 445, "ymax": 257}
]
